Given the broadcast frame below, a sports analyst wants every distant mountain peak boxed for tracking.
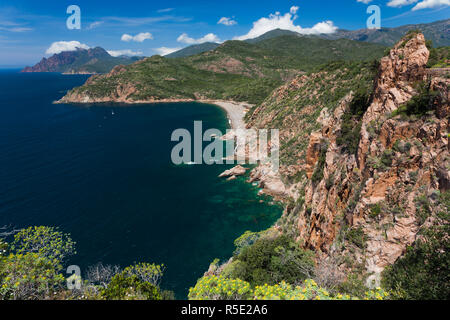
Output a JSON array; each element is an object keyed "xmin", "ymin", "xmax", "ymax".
[{"xmin": 21, "ymin": 46, "xmax": 143, "ymax": 74}]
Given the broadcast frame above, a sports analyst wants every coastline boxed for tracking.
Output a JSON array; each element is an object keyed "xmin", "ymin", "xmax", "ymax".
[
  {"xmin": 197, "ymin": 100, "xmax": 252, "ymax": 131},
  {"xmin": 56, "ymin": 96, "xmax": 252, "ymax": 131}
]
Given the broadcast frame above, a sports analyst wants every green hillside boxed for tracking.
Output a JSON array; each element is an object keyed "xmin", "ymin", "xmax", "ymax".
[
  {"xmin": 166, "ymin": 42, "xmax": 220, "ymax": 58},
  {"xmin": 62, "ymin": 36, "xmax": 386, "ymax": 105}
]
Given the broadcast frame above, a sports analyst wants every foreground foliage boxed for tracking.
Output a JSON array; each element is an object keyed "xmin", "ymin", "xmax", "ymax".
[
  {"xmin": 0, "ymin": 226, "xmax": 169, "ymax": 300},
  {"xmin": 226, "ymin": 235, "xmax": 315, "ymax": 286},
  {"xmin": 189, "ymin": 276, "xmax": 389, "ymax": 300}
]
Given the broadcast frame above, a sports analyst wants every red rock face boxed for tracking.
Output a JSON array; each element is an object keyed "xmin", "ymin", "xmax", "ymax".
[
  {"xmin": 284, "ymin": 33, "xmax": 448, "ymax": 285},
  {"xmin": 358, "ymin": 33, "xmax": 430, "ymax": 171}
]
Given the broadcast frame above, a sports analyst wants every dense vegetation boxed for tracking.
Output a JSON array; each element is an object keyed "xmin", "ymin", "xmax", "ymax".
[
  {"xmin": 226, "ymin": 235, "xmax": 315, "ymax": 286},
  {"xmin": 166, "ymin": 42, "xmax": 220, "ymax": 58},
  {"xmin": 336, "ymin": 85, "xmax": 372, "ymax": 155},
  {"xmin": 189, "ymin": 276, "xmax": 389, "ymax": 300},
  {"xmin": 188, "ymin": 230, "xmax": 389, "ymax": 300},
  {"xmin": 427, "ymin": 46, "xmax": 449, "ymax": 68},
  {"xmin": 0, "ymin": 226, "xmax": 171, "ymax": 300},
  {"xmin": 66, "ymin": 36, "xmax": 386, "ymax": 105}
]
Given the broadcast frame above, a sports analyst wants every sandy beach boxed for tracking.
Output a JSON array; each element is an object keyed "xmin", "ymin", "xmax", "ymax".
[{"xmin": 199, "ymin": 100, "xmax": 252, "ymax": 130}]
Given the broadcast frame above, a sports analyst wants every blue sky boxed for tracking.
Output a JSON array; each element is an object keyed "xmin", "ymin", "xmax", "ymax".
[{"xmin": 0, "ymin": 0, "xmax": 449, "ymax": 66}]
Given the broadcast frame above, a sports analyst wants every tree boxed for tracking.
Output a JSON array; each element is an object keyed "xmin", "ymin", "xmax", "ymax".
[
  {"xmin": 101, "ymin": 272, "xmax": 162, "ymax": 300},
  {"xmin": 230, "ymin": 235, "xmax": 315, "ymax": 286},
  {"xmin": 12, "ymin": 226, "xmax": 76, "ymax": 264},
  {"xmin": 123, "ymin": 263, "xmax": 165, "ymax": 287},
  {"xmin": 0, "ymin": 253, "xmax": 64, "ymax": 300},
  {"xmin": 85, "ymin": 263, "xmax": 121, "ymax": 289}
]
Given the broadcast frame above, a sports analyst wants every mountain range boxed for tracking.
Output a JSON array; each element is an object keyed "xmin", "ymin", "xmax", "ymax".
[
  {"xmin": 23, "ymin": 19, "xmax": 448, "ymax": 74},
  {"xmin": 167, "ymin": 19, "xmax": 449, "ymax": 59}
]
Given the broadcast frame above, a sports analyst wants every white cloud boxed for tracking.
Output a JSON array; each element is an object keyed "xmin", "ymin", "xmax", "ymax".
[
  {"xmin": 107, "ymin": 49, "xmax": 143, "ymax": 57},
  {"xmin": 0, "ymin": 13, "xmax": 33, "ymax": 32},
  {"xmin": 46, "ymin": 41, "xmax": 89, "ymax": 55},
  {"xmin": 177, "ymin": 33, "xmax": 221, "ymax": 44},
  {"xmin": 121, "ymin": 32, "xmax": 153, "ymax": 42},
  {"xmin": 0, "ymin": 26, "xmax": 32, "ymax": 32},
  {"xmin": 412, "ymin": 0, "xmax": 450, "ymax": 10},
  {"xmin": 218, "ymin": 17, "xmax": 237, "ymax": 26},
  {"xmin": 234, "ymin": 6, "xmax": 338, "ymax": 40},
  {"xmin": 157, "ymin": 8, "xmax": 175, "ymax": 13},
  {"xmin": 154, "ymin": 47, "xmax": 182, "ymax": 56},
  {"xmin": 290, "ymin": 6, "xmax": 299, "ymax": 14},
  {"xmin": 387, "ymin": 0, "xmax": 418, "ymax": 7},
  {"xmin": 87, "ymin": 21, "xmax": 103, "ymax": 30},
  {"xmin": 356, "ymin": 0, "xmax": 374, "ymax": 4},
  {"xmin": 387, "ymin": 0, "xmax": 449, "ymax": 10},
  {"xmin": 121, "ymin": 34, "xmax": 133, "ymax": 42}
]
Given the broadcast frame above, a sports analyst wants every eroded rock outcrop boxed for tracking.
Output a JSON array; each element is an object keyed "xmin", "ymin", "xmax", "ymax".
[
  {"xmin": 293, "ymin": 32, "xmax": 448, "ymax": 285},
  {"xmin": 247, "ymin": 32, "xmax": 448, "ymax": 287}
]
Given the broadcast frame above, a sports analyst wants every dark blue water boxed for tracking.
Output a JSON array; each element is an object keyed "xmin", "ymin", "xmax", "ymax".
[{"xmin": 0, "ymin": 70, "xmax": 282, "ymax": 298}]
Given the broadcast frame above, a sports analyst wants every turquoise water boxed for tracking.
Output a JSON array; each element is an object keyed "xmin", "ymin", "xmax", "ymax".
[{"xmin": 0, "ymin": 70, "xmax": 282, "ymax": 298}]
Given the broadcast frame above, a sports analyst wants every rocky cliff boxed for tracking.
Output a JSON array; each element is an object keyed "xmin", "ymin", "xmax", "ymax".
[{"xmin": 246, "ymin": 32, "xmax": 449, "ymax": 286}]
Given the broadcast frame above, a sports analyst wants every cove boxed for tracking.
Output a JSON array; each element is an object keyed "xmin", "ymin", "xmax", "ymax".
[{"xmin": 0, "ymin": 70, "xmax": 283, "ymax": 298}]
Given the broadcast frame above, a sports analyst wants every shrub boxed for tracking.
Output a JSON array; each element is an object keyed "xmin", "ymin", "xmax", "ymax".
[
  {"xmin": 12, "ymin": 226, "xmax": 76, "ymax": 263},
  {"xmin": 415, "ymin": 194, "xmax": 431, "ymax": 225},
  {"xmin": 230, "ymin": 235, "xmax": 315, "ymax": 286},
  {"xmin": 369, "ymin": 203, "xmax": 382, "ymax": 219},
  {"xmin": 85, "ymin": 263, "xmax": 121, "ymax": 288},
  {"xmin": 337, "ymin": 87, "xmax": 371, "ymax": 155},
  {"xmin": 346, "ymin": 227, "xmax": 367, "ymax": 249},
  {"xmin": 122, "ymin": 263, "xmax": 165, "ymax": 287},
  {"xmin": 0, "ymin": 253, "xmax": 64, "ymax": 300},
  {"xmin": 233, "ymin": 231, "xmax": 260, "ymax": 256},
  {"xmin": 101, "ymin": 272, "xmax": 162, "ymax": 300},
  {"xmin": 336, "ymin": 273, "xmax": 369, "ymax": 298},
  {"xmin": 427, "ymin": 46, "xmax": 449, "ymax": 68},
  {"xmin": 188, "ymin": 275, "xmax": 253, "ymax": 300},
  {"xmin": 393, "ymin": 140, "xmax": 412, "ymax": 153},
  {"xmin": 311, "ymin": 141, "xmax": 329, "ymax": 184},
  {"xmin": 189, "ymin": 277, "xmax": 388, "ymax": 300},
  {"xmin": 380, "ymin": 149, "xmax": 394, "ymax": 168}
]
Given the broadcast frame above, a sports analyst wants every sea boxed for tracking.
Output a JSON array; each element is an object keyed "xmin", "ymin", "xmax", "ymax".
[{"xmin": 0, "ymin": 69, "xmax": 282, "ymax": 298}]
